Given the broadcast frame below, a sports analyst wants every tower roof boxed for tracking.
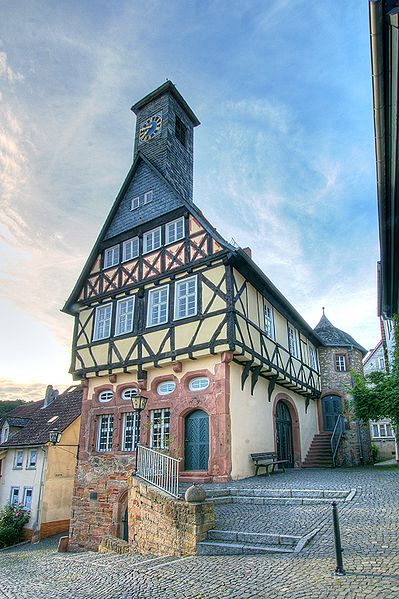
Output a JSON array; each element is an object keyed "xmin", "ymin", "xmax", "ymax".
[
  {"xmin": 314, "ymin": 313, "xmax": 367, "ymax": 356},
  {"xmin": 131, "ymin": 81, "xmax": 200, "ymax": 126}
]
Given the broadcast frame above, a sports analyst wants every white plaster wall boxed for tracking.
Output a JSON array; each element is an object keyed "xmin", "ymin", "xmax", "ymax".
[
  {"xmin": 229, "ymin": 362, "xmax": 319, "ymax": 479},
  {"xmin": 0, "ymin": 447, "xmax": 46, "ymax": 529}
]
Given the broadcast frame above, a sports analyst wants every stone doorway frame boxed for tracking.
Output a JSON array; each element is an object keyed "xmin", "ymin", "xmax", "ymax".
[{"xmin": 272, "ymin": 393, "xmax": 301, "ymax": 468}]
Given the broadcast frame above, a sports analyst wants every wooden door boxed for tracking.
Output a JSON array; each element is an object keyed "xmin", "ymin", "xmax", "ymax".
[{"xmin": 184, "ymin": 410, "xmax": 209, "ymax": 471}]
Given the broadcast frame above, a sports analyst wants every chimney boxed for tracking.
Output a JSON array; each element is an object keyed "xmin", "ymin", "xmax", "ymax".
[
  {"xmin": 242, "ymin": 247, "xmax": 252, "ymax": 259},
  {"xmin": 42, "ymin": 385, "xmax": 59, "ymax": 408}
]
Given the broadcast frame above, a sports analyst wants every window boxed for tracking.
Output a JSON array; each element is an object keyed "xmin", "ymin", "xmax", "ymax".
[
  {"xmin": 131, "ymin": 196, "xmax": 140, "ymax": 211},
  {"xmin": 166, "ymin": 217, "xmax": 184, "ymax": 244},
  {"xmin": 157, "ymin": 381, "xmax": 176, "ymax": 395},
  {"xmin": 189, "ymin": 377, "xmax": 209, "ymax": 391},
  {"xmin": 14, "ymin": 450, "xmax": 24, "ymax": 469},
  {"xmin": 174, "ymin": 276, "xmax": 197, "ymax": 320},
  {"xmin": 97, "ymin": 415, "xmax": 114, "ymax": 452},
  {"xmin": 147, "ymin": 286, "xmax": 169, "ymax": 327},
  {"xmin": 47, "ymin": 416, "xmax": 59, "ymax": 424},
  {"xmin": 27, "ymin": 450, "xmax": 37, "ymax": 469},
  {"xmin": 1, "ymin": 423, "xmax": 9, "ymax": 443},
  {"xmin": 372, "ymin": 424, "xmax": 379, "ymax": 438},
  {"xmin": 144, "ymin": 190, "xmax": 153, "ymax": 204},
  {"xmin": 104, "ymin": 245, "xmax": 119, "ymax": 269},
  {"xmin": 115, "ymin": 297, "xmax": 135, "ymax": 336},
  {"xmin": 175, "ymin": 116, "xmax": 187, "ymax": 147},
  {"xmin": 122, "ymin": 237, "xmax": 139, "ymax": 262},
  {"xmin": 9, "ymin": 487, "xmax": 19, "ymax": 505},
  {"xmin": 143, "ymin": 227, "xmax": 161, "ymax": 253},
  {"xmin": 378, "ymin": 357, "xmax": 385, "ymax": 370},
  {"xmin": 23, "ymin": 487, "xmax": 33, "ymax": 510},
  {"xmin": 98, "ymin": 390, "xmax": 113, "ymax": 403},
  {"xmin": 288, "ymin": 325, "xmax": 299, "ymax": 358},
  {"xmin": 371, "ymin": 421, "xmax": 395, "ymax": 438},
  {"xmin": 93, "ymin": 304, "xmax": 112, "ymax": 341},
  {"xmin": 122, "ymin": 412, "xmax": 138, "ymax": 451},
  {"xmin": 121, "ymin": 388, "xmax": 139, "ymax": 401},
  {"xmin": 335, "ymin": 354, "xmax": 346, "ymax": 372},
  {"xmin": 150, "ymin": 409, "xmax": 170, "ymax": 450},
  {"xmin": 309, "ymin": 345, "xmax": 318, "ymax": 370},
  {"xmin": 264, "ymin": 303, "xmax": 274, "ymax": 339}
]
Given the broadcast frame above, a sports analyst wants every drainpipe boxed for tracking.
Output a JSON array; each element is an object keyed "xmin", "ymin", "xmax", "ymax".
[{"xmin": 31, "ymin": 446, "xmax": 47, "ymax": 543}]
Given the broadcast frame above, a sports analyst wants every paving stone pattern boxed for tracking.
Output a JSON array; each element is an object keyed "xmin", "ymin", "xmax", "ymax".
[{"xmin": 0, "ymin": 467, "xmax": 398, "ymax": 598}]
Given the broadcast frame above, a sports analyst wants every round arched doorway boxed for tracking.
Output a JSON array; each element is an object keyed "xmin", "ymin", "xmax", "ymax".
[
  {"xmin": 275, "ymin": 400, "xmax": 294, "ymax": 467},
  {"xmin": 184, "ymin": 410, "xmax": 209, "ymax": 471}
]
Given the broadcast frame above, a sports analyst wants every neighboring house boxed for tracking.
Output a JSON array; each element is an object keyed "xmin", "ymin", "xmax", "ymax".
[
  {"xmin": 62, "ymin": 82, "xmax": 371, "ymax": 551},
  {"xmin": 363, "ymin": 340, "xmax": 396, "ymax": 460},
  {"xmin": 0, "ymin": 385, "xmax": 82, "ymax": 539}
]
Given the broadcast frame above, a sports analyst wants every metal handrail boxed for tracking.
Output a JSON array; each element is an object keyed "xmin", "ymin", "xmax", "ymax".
[
  {"xmin": 135, "ymin": 444, "xmax": 181, "ymax": 499},
  {"xmin": 331, "ymin": 415, "xmax": 345, "ymax": 467}
]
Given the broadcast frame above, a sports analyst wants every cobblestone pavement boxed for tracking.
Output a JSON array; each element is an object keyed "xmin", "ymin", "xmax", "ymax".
[{"xmin": 0, "ymin": 467, "xmax": 398, "ymax": 598}]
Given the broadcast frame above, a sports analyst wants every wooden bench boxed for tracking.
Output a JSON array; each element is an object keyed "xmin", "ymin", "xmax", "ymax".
[{"xmin": 251, "ymin": 452, "xmax": 288, "ymax": 476}]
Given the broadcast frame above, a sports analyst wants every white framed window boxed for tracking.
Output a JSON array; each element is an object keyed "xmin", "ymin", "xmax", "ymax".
[
  {"xmin": 27, "ymin": 449, "xmax": 37, "ymax": 469},
  {"xmin": 131, "ymin": 196, "xmax": 140, "ymax": 211},
  {"xmin": 98, "ymin": 390, "xmax": 113, "ymax": 403},
  {"xmin": 174, "ymin": 276, "xmax": 197, "ymax": 320},
  {"xmin": 93, "ymin": 304, "xmax": 113, "ymax": 341},
  {"xmin": 122, "ymin": 237, "xmax": 139, "ymax": 262},
  {"xmin": 14, "ymin": 450, "xmax": 24, "ymax": 469},
  {"xmin": 147, "ymin": 285, "xmax": 169, "ymax": 327},
  {"xmin": 115, "ymin": 297, "xmax": 135, "ymax": 336},
  {"xmin": 97, "ymin": 415, "xmax": 114, "ymax": 452},
  {"xmin": 143, "ymin": 226, "xmax": 161, "ymax": 253},
  {"xmin": 378, "ymin": 357, "xmax": 385, "ymax": 370},
  {"xmin": 122, "ymin": 412, "xmax": 138, "ymax": 451},
  {"xmin": 166, "ymin": 217, "xmax": 184, "ymax": 244},
  {"xmin": 264, "ymin": 303, "xmax": 274, "ymax": 340},
  {"xmin": 189, "ymin": 377, "xmax": 209, "ymax": 391},
  {"xmin": 104, "ymin": 245, "xmax": 119, "ymax": 269},
  {"xmin": 9, "ymin": 487, "xmax": 20, "ymax": 505},
  {"xmin": 1, "ymin": 423, "xmax": 9, "ymax": 443},
  {"xmin": 121, "ymin": 388, "xmax": 139, "ymax": 401},
  {"xmin": 144, "ymin": 190, "xmax": 153, "ymax": 204},
  {"xmin": 23, "ymin": 487, "xmax": 33, "ymax": 510},
  {"xmin": 309, "ymin": 344, "xmax": 318, "ymax": 370},
  {"xmin": 150, "ymin": 409, "xmax": 170, "ymax": 450},
  {"xmin": 157, "ymin": 381, "xmax": 176, "ymax": 395},
  {"xmin": 371, "ymin": 421, "xmax": 394, "ymax": 438},
  {"xmin": 335, "ymin": 354, "xmax": 346, "ymax": 372},
  {"xmin": 288, "ymin": 325, "xmax": 299, "ymax": 358}
]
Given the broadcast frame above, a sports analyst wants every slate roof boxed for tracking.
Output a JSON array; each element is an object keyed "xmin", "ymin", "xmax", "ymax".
[
  {"xmin": 6, "ymin": 417, "xmax": 32, "ymax": 428},
  {"xmin": 314, "ymin": 313, "xmax": 367, "ymax": 356},
  {"xmin": 0, "ymin": 386, "xmax": 82, "ymax": 448}
]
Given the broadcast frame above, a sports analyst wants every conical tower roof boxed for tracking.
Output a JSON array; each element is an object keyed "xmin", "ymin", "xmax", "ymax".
[{"xmin": 314, "ymin": 312, "xmax": 367, "ymax": 356}]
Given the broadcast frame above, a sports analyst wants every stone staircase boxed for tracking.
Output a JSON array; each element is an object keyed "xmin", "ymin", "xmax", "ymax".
[
  {"xmin": 302, "ymin": 432, "xmax": 333, "ymax": 468},
  {"xmin": 198, "ymin": 529, "xmax": 300, "ymax": 556}
]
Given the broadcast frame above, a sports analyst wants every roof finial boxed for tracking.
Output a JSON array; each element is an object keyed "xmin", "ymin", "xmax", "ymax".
[{"xmin": 322, "ymin": 306, "xmax": 325, "ymax": 315}]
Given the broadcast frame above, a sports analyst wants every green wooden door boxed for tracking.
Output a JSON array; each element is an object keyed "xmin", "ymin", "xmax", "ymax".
[
  {"xmin": 275, "ymin": 401, "xmax": 294, "ymax": 467},
  {"xmin": 184, "ymin": 410, "xmax": 209, "ymax": 471},
  {"xmin": 322, "ymin": 395, "xmax": 342, "ymax": 432}
]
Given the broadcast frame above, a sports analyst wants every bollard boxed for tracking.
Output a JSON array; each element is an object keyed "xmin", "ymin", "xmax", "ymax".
[{"xmin": 332, "ymin": 501, "xmax": 345, "ymax": 576}]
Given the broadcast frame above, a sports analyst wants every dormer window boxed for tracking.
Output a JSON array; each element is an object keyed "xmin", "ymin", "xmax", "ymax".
[
  {"xmin": 104, "ymin": 245, "xmax": 119, "ymax": 269},
  {"xmin": 1, "ymin": 423, "xmax": 9, "ymax": 443},
  {"xmin": 144, "ymin": 190, "xmax": 153, "ymax": 204},
  {"xmin": 175, "ymin": 116, "xmax": 187, "ymax": 147},
  {"xmin": 131, "ymin": 196, "xmax": 140, "ymax": 211}
]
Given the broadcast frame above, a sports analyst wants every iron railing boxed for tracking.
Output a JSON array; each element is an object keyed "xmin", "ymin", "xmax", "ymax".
[
  {"xmin": 331, "ymin": 415, "xmax": 345, "ymax": 467},
  {"xmin": 135, "ymin": 445, "xmax": 181, "ymax": 498}
]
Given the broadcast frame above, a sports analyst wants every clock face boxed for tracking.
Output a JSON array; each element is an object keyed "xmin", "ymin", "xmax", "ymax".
[{"xmin": 139, "ymin": 113, "xmax": 162, "ymax": 142}]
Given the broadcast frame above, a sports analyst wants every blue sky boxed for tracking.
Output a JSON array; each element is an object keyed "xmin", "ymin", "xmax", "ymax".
[{"xmin": 0, "ymin": 0, "xmax": 380, "ymax": 401}]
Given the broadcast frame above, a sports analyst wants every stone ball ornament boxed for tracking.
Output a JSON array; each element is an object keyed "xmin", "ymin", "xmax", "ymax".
[{"xmin": 184, "ymin": 484, "xmax": 207, "ymax": 503}]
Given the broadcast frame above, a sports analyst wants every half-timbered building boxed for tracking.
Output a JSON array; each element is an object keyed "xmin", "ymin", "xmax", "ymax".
[{"xmin": 65, "ymin": 82, "xmax": 325, "ymax": 549}]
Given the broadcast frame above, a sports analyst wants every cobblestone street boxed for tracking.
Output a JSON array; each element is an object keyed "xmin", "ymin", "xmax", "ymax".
[{"xmin": 0, "ymin": 467, "xmax": 398, "ymax": 598}]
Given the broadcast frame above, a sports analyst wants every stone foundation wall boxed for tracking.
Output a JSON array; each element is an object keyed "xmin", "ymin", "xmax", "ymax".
[
  {"xmin": 128, "ymin": 477, "xmax": 215, "ymax": 557},
  {"xmin": 336, "ymin": 421, "xmax": 372, "ymax": 467},
  {"xmin": 69, "ymin": 455, "xmax": 134, "ymax": 551}
]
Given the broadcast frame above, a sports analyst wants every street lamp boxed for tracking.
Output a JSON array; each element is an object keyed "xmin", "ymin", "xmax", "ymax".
[
  {"xmin": 129, "ymin": 389, "xmax": 148, "ymax": 474},
  {"xmin": 48, "ymin": 429, "xmax": 79, "ymax": 461}
]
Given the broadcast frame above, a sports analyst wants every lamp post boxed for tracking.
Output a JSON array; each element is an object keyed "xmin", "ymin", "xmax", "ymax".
[{"xmin": 129, "ymin": 389, "xmax": 148, "ymax": 474}]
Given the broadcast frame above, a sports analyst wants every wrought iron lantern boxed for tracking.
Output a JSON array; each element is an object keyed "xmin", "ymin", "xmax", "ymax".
[{"xmin": 49, "ymin": 429, "xmax": 62, "ymax": 446}]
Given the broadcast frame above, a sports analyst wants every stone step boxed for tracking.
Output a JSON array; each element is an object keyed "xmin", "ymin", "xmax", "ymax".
[
  {"xmin": 205, "ymin": 488, "xmax": 349, "ymax": 501},
  {"xmin": 197, "ymin": 540, "xmax": 294, "ymax": 556},
  {"xmin": 206, "ymin": 529, "xmax": 301, "ymax": 546}
]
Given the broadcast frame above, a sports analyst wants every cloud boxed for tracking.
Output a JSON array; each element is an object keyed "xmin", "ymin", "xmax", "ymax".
[
  {"xmin": 0, "ymin": 51, "xmax": 23, "ymax": 82},
  {"xmin": 0, "ymin": 379, "xmax": 69, "ymax": 403}
]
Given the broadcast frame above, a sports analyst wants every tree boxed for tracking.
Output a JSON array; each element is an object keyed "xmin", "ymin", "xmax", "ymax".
[
  {"xmin": 0, "ymin": 400, "xmax": 26, "ymax": 419},
  {"xmin": 351, "ymin": 315, "xmax": 399, "ymax": 463}
]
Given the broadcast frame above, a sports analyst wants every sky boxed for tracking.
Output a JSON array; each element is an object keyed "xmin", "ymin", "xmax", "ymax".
[{"xmin": 0, "ymin": 0, "xmax": 380, "ymax": 402}]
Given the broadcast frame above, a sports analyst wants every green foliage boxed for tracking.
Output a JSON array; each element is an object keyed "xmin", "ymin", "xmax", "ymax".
[
  {"xmin": 351, "ymin": 315, "xmax": 399, "ymax": 432},
  {"xmin": 0, "ymin": 503, "xmax": 30, "ymax": 548},
  {"xmin": 0, "ymin": 400, "xmax": 27, "ymax": 418},
  {"xmin": 370, "ymin": 443, "xmax": 380, "ymax": 463}
]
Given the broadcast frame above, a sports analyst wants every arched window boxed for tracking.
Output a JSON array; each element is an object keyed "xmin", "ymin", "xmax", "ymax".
[
  {"xmin": 98, "ymin": 390, "xmax": 113, "ymax": 403},
  {"xmin": 121, "ymin": 388, "xmax": 139, "ymax": 401},
  {"xmin": 157, "ymin": 381, "xmax": 176, "ymax": 395},
  {"xmin": 188, "ymin": 377, "xmax": 209, "ymax": 391}
]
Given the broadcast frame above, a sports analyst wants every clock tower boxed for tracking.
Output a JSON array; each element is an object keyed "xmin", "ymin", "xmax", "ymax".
[{"xmin": 131, "ymin": 81, "xmax": 200, "ymax": 203}]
